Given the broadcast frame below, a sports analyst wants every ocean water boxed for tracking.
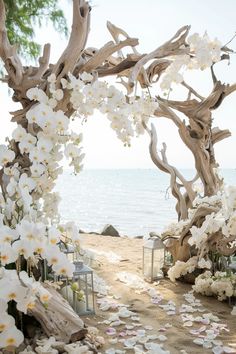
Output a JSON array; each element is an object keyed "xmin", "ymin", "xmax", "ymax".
[{"xmin": 55, "ymin": 169, "xmax": 236, "ymax": 237}]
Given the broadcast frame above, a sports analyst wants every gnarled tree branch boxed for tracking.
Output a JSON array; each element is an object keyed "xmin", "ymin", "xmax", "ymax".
[
  {"xmin": 52, "ymin": 0, "xmax": 91, "ymax": 81},
  {"xmin": 0, "ymin": 0, "xmax": 24, "ymax": 85},
  {"xmin": 128, "ymin": 25, "xmax": 190, "ymax": 87},
  {"xmin": 144, "ymin": 122, "xmax": 197, "ymax": 220}
]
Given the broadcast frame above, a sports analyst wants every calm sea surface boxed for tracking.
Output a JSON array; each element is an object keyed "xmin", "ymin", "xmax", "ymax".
[{"xmin": 55, "ymin": 169, "xmax": 236, "ymax": 237}]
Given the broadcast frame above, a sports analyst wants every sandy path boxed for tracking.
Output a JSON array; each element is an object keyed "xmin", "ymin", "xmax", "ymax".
[{"xmin": 80, "ymin": 234, "xmax": 236, "ymax": 354}]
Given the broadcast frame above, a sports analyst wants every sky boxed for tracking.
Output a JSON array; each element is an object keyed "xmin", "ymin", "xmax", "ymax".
[{"xmin": 1, "ymin": 0, "xmax": 236, "ymax": 169}]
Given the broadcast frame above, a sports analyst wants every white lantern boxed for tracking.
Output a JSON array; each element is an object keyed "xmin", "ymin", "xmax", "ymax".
[
  {"xmin": 143, "ymin": 236, "xmax": 165, "ymax": 282},
  {"xmin": 71, "ymin": 261, "xmax": 95, "ymax": 315},
  {"xmin": 50, "ymin": 260, "xmax": 95, "ymax": 316}
]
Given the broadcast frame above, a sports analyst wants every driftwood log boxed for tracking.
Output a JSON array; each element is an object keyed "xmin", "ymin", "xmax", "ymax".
[{"xmin": 28, "ymin": 284, "xmax": 86, "ymax": 343}]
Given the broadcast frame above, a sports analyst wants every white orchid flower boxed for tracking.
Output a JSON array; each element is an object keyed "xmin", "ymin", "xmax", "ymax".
[
  {"xmin": 0, "ymin": 244, "xmax": 18, "ymax": 265},
  {"xmin": 12, "ymin": 125, "xmax": 27, "ymax": 142},
  {"xmin": 19, "ymin": 173, "xmax": 36, "ymax": 193},
  {"xmin": 26, "ymin": 87, "xmax": 49, "ymax": 104},
  {"xmin": 30, "ymin": 163, "xmax": 46, "ymax": 177},
  {"xmin": 12, "ymin": 239, "xmax": 34, "ymax": 259},
  {"xmin": 0, "ymin": 145, "xmax": 15, "ymax": 166},
  {"xmin": 48, "ymin": 226, "xmax": 61, "ymax": 245},
  {"xmin": 0, "ymin": 313, "xmax": 15, "ymax": 333},
  {"xmin": 37, "ymin": 137, "xmax": 54, "ymax": 153},
  {"xmin": 6, "ymin": 177, "xmax": 18, "ymax": 197},
  {"xmin": 17, "ymin": 219, "xmax": 45, "ymax": 242},
  {"xmin": 0, "ymin": 326, "xmax": 24, "ymax": 348},
  {"xmin": 53, "ymin": 260, "xmax": 75, "ymax": 278},
  {"xmin": 0, "ymin": 280, "xmax": 27, "ymax": 303},
  {"xmin": 0, "ymin": 225, "xmax": 18, "ymax": 244}
]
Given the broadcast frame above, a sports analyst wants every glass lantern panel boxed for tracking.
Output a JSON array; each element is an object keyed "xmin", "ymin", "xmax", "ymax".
[
  {"xmin": 73, "ymin": 271, "xmax": 95, "ymax": 315},
  {"xmin": 164, "ymin": 249, "xmax": 173, "ymax": 266},
  {"xmin": 143, "ymin": 247, "xmax": 155, "ymax": 281},
  {"xmin": 153, "ymin": 248, "xmax": 164, "ymax": 278}
]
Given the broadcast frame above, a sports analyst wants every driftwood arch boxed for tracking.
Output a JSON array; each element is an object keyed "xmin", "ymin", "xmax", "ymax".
[{"xmin": 1, "ymin": 0, "xmax": 236, "ymax": 341}]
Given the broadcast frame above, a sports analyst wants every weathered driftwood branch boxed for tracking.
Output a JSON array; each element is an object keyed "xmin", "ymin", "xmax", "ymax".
[
  {"xmin": 81, "ymin": 37, "xmax": 139, "ymax": 73},
  {"xmin": 29, "ymin": 284, "xmax": 86, "ymax": 343},
  {"xmin": 128, "ymin": 25, "xmax": 190, "ymax": 87},
  {"xmin": 107, "ymin": 21, "xmax": 139, "ymax": 57},
  {"xmin": 52, "ymin": 0, "xmax": 91, "ymax": 82},
  {"xmin": 164, "ymin": 237, "xmax": 192, "ymax": 263},
  {"xmin": 144, "ymin": 122, "xmax": 196, "ymax": 220},
  {"xmin": 181, "ymin": 81, "xmax": 204, "ymax": 101},
  {"xmin": 212, "ymin": 127, "xmax": 231, "ymax": 145},
  {"xmin": 179, "ymin": 205, "xmax": 219, "ymax": 245},
  {"xmin": 146, "ymin": 59, "xmax": 171, "ymax": 85},
  {"xmin": 0, "ymin": 0, "xmax": 24, "ymax": 85},
  {"xmin": 155, "ymin": 78, "xmax": 233, "ymax": 197},
  {"xmin": 97, "ymin": 53, "xmax": 143, "ymax": 78},
  {"xmin": 32, "ymin": 43, "xmax": 51, "ymax": 81}
]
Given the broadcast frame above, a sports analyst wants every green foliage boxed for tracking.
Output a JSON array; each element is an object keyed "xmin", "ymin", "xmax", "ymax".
[{"xmin": 4, "ymin": 0, "xmax": 68, "ymax": 61}]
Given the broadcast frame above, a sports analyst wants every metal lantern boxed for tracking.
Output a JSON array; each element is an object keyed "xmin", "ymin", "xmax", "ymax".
[
  {"xmin": 143, "ymin": 236, "xmax": 165, "ymax": 282},
  {"xmin": 52, "ymin": 260, "xmax": 95, "ymax": 316},
  {"xmin": 71, "ymin": 260, "xmax": 95, "ymax": 315}
]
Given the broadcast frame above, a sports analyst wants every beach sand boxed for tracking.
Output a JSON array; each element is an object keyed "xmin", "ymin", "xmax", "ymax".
[{"xmin": 80, "ymin": 234, "xmax": 236, "ymax": 354}]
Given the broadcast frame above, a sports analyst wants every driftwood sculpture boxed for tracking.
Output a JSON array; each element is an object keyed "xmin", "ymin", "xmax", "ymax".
[{"xmin": 1, "ymin": 0, "xmax": 236, "ymax": 345}]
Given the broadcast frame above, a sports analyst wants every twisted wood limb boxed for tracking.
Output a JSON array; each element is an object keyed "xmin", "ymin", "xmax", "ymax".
[
  {"xmin": 144, "ymin": 122, "xmax": 196, "ymax": 220},
  {"xmin": 28, "ymin": 283, "xmax": 86, "ymax": 343},
  {"xmin": 97, "ymin": 54, "xmax": 143, "ymax": 77},
  {"xmin": 145, "ymin": 59, "xmax": 171, "ymax": 85},
  {"xmin": 155, "ymin": 80, "xmax": 233, "ymax": 197},
  {"xmin": 81, "ymin": 37, "xmax": 138, "ymax": 73},
  {"xmin": 179, "ymin": 205, "xmax": 219, "ymax": 245},
  {"xmin": 197, "ymin": 232, "xmax": 236, "ymax": 260},
  {"xmin": 31, "ymin": 43, "xmax": 51, "ymax": 80},
  {"xmin": 107, "ymin": 21, "xmax": 139, "ymax": 56},
  {"xmin": 52, "ymin": 0, "xmax": 91, "ymax": 81},
  {"xmin": 181, "ymin": 81, "xmax": 204, "ymax": 101},
  {"xmin": 128, "ymin": 25, "xmax": 190, "ymax": 87},
  {"xmin": 0, "ymin": 0, "xmax": 24, "ymax": 85},
  {"xmin": 212, "ymin": 127, "xmax": 231, "ymax": 144}
]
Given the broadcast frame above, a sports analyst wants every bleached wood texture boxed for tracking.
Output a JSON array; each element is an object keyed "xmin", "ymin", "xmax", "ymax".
[{"xmin": 29, "ymin": 284, "xmax": 86, "ymax": 343}]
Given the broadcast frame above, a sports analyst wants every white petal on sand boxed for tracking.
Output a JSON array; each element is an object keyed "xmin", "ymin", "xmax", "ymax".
[
  {"xmin": 193, "ymin": 338, "xmax": 204, "ymax": 345},
  {"xmin": 158, "ymin": 335, "xmax": 168, "ymax": 342},
  {"xmin": 212, "ymin": 346, "xmax": 224, "ymax": 354},
  {"xmin": 223, "ymin": 346, "xmax": 236, "ymax": 353}
]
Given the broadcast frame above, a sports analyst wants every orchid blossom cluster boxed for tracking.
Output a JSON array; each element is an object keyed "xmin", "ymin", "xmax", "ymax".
[
  {"xmin": 167, "ymin": 185, "xmax": 236, "ymax": 283},
  {"xmin": 160, "ymin": 33, "xmax": 222, "ymax": 91},
  {"xmin": 193, "ymin": 271, "xmax": 236, "ymax": 301},
  {"xmin": 61, "ymin": 72, "xmax": 158, "ymax": 145},
  {"xmin": 0, "ymin": 72, "xmax": 159, "ymax": 349},
  {"xmin": 0, "ymin": 270, "xmax": 52, "ymax": 348},
  {"xmin": 0, "ymin": 76, "xmax": 87, "ymax": 348}
]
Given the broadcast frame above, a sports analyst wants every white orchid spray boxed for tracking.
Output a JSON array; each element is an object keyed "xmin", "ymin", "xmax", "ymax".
[
  {"xmin": 193, "ymin": 271, "xmax": 236, "ymax": 301},
  {"xmin": 167, "ymin": 185, "xmax": 236, "ymax": 282}
]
